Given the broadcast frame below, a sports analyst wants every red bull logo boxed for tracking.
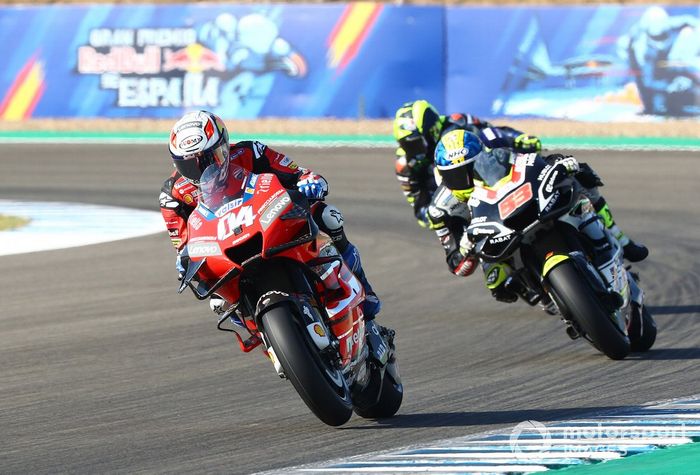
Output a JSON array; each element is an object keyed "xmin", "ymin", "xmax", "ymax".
[{"xmin": 162, "ymin": 43, "xmax": 225, "ymax": 73}]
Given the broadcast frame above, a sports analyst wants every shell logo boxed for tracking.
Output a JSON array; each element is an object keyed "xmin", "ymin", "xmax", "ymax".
[{"xmin": 313, "ymin": 323, "xmax": 326, "ymax": 337}]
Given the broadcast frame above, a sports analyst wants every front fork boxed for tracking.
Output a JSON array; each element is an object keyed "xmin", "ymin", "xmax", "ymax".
[{"xmin": 254, "ymin": 290, "xmax": 338, "ymax": 378}]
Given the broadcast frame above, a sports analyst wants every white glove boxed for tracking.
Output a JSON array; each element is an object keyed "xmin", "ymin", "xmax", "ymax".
[
  {"xmin": 555, "ymin": 156, "xmax": 580, "ymax": 175},
  {"xmin": 175, "ymin": 251, "xmax": 189, "ymax": 280},
  {"xmin": 297, "ymin": 173, "xmax": 328, "ymax": 200},
  {"xmin": 458, "ymin": 233, "xmax": 475, "ymax": 256}
]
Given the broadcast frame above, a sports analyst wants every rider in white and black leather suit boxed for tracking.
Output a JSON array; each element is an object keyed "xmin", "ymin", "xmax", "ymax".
[
  {"xmin": 434, "ymin": 129, "xmax": 649, "ymax": 305},
  {"xmin": 392, "ymin": 100, "xmax": 544, "ymax": 277}
]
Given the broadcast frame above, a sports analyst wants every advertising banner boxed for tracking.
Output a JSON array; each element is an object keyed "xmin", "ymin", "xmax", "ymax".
[
  {"xmin": 0, "ymin": 4, "xmax": 697, "ymax": 121},
  {"xmin": 0, "ymin": 3, "xmax": 444, "ymax": 119},
  {"xmin": 446, "ymin": 5, "xmax": 700, "ymax": 120}
]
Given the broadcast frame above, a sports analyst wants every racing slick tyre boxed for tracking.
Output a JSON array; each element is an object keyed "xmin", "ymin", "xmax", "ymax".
[
  {"xmin": 548, "ymin": 261, "xmax": 631, "ymax": 360},
  {"xmin": 629, "ymin": 303, "xmax": 657, "ymax": 352},
  {"xmin": 262, "ymin": 305, "xmax": 353, "ymax": 426},
  {"xmin": 354, "ymin": 359, "xmax": 403, "ymax": 419}
]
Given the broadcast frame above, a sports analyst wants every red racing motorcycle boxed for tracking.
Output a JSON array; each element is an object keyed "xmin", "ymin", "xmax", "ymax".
[{"xmin": 178, "ymin": 163, "xmax": 402, "ymax": 426}]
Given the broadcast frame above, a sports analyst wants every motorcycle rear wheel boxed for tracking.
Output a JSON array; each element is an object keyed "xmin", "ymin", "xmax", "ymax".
[
  {"xmin": 262, "ymin": 305, "xmax": 353, "ymax": 426},
  {"xmin": 548, "ymin": 261, "xmax": 631, "ymax": 360}
]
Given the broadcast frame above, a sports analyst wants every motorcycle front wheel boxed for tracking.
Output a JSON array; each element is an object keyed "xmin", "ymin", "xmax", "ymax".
[
  {"xmin": 629, "ymin": 303, "xmax": 657, "ymax": 352},
  {"xmin": 547, "ymin": 261, "xmax": 631, "ymax": 360},
  {"xmin": 354, "ymin": 359, "xmax": 403, "ymax": 419},
  {"xmin": 262, "ymin": 304, "xmax": 353, "ymax": 426}
]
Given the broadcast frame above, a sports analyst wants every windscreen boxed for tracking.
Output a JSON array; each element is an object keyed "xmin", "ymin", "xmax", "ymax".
[
  {"xmin": 473, "ymin": 148, "xmax": 514, "ymax": 187},
  {"xmin": 199, "ymin": 163, "xmax": 249, "ymax": 212}
]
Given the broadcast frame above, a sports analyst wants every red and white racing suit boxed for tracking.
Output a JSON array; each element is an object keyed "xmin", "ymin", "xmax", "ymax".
[
  {"xmin": 159, "ymin": 140, "xmax": 305, "ymax": 251},
  {"xmin": 158, "ymin": 140, "xmax": 382, "ymax": 319}
]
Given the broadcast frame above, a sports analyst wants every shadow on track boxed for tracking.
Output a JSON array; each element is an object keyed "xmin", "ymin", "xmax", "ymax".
[
  {"xmin": 648, "ymin": 305, "xmax": 700, "ymax": 315},
  {"xmin": 343, "ymin": 407, "xmax": 625, "ymax": 429},
  {"xmin": 626, "ymin": 347, "xmax": 700, "ymax": 360}
]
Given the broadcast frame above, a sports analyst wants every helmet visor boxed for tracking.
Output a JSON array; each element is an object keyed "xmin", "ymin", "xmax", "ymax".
[
  {"xmin": 174, "ymin": 143, "xmax": 229, "ymax": 185},
  {"xmin": 399, "ymin": 134, "xmax": 428, "ymax": 160},
  {"xmin": 439, "ymin": 161, "xmax": 475, "ymax": 192}
]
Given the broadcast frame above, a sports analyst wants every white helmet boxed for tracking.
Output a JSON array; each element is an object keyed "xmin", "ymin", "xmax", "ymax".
[{"xmin": 169, "ymin": 110, "xmax": 230, "ymax": 185}]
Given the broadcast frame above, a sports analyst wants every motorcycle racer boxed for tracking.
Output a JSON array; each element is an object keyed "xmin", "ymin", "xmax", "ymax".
[
  {"xmin": 160, "ymin": 110, "xmax": 383, "ymax": 326},
  {"xmin": 392, "ymin": 99, "xmax": 542, "ymax": 229},
  {"xmin": 392, "ymin": 100, "xmax": 543, "ymax": 276},
  {"xmin": 434, "ymin": 129, "xmax": 649, "ymax": 304}
]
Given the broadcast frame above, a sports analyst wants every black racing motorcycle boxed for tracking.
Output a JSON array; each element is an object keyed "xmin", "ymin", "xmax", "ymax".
[{"xmin": 466, "ymin": 151, "xmax": 656, "ymax": 360}]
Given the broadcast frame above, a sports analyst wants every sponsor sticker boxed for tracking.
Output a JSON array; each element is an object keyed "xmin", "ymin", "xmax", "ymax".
[
  {"xmin": 230, "ymin": 232, "xmax": 251, "ymax": 246},
  {"xmin": 178, "ymin": 134, "xmax": 203, "ymax": 149},
  {"xmin": 189, "ymin": 214, "xmax": 203, "ymax": 230},
  {"xmin": 215, "ymin": 198, "xmax": 244, "ymax": 217},
  {"xmin": 260, "ymin": 194, "xmax": 291, "ymax": 230},
  {"xmin": 256, "ymin": 174, "xmax": 275, "ymax": 194},
  {"xmin": 175, "ymin": 121, "xmax": 202, "ymax": 133},
  {"xmin": 188, "ymin": 241, "xmax": 222, "ymax": 257}
]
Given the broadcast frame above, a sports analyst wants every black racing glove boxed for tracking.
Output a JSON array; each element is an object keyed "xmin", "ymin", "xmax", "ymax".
[
  {"xmin": 514, "ymin": 134, "xmax": 542, "ymax": 153},
  {"xmin": 575, "ymin": 162, "xmax": 604, "ymax": 188}
]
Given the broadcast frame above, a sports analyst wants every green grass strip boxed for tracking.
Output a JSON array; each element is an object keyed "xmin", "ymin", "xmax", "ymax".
[
  {"xmin": 554, "ymin": 442, "xmax": 700, "ymax": 474},
  {"xmin": 0, "ymin": 130, "xmax": 698, "ymax": 150},
  {"xmin": 544, "ymin": 136, "xmax": 700, "ymax": 150}
]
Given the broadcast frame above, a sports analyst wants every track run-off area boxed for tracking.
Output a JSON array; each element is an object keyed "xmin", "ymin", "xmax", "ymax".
[{"xmin": 1, "ymin": 142, "xmax": 699, "ymax": 473}]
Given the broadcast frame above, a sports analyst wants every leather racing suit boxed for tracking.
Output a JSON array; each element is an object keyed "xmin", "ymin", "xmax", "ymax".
[
  {"xmin": 159, "ymin": 140, "xmax": 381, "ymax": 319},
  {"xmin": 395, "ymin": 113, "xmax": 540, "ymax": 275}
]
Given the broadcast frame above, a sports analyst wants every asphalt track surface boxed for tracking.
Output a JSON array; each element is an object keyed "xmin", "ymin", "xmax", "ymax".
[{"xmin": 2, "ymin": 144, "xmax": 699, "ymax": 474}]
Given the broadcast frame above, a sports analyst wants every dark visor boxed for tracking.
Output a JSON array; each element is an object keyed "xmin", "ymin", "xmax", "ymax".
[
  {"xmin": 174, "ymin": 150, "xmax": 217, "ymax": 184},
  {"xmin": 400, "ymin": 134, "xmax": 428, "ymax": 159},
  {"xmin": 440, "ymin": 162, "xmax": 475, "ymax": 191}
]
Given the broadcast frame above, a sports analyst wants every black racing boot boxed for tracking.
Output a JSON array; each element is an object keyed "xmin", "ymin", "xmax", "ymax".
[
  {"xmin": 622, "ymin": 240, "xmax": 649, "ymax": 262},
  {"xmin": 594, "ymin": 198, "xmax": 648, "ymax": 262}
]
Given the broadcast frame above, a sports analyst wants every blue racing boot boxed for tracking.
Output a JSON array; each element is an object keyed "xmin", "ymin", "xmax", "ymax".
[{"xmin": 341, "ymin": 242, "xmax": 382, "ymax": 320}]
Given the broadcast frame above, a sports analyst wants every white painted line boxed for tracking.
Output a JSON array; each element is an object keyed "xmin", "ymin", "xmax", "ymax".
[
  {"xmin": 378, "ymin": 451, "xmax": 622, "ymax": 460},
  {"xmin": 299, "ymin": 465, "xmax": 550, "ymax": 473},
  {"xmin": 454, "ymin": 437, "xmax": 692, "ymax": 446},
  {"xmin": 266, "ymin": 394, "xmax": 700, "ymax": 475},
  {"xmin": 0, "ymin": 200, "xmax": 164, "ymax": 256}
]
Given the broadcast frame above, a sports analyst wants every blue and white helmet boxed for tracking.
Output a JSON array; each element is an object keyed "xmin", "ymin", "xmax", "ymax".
[{"xmin": 434, "ymin": 130, "xmax": 484, "ymax": 199}]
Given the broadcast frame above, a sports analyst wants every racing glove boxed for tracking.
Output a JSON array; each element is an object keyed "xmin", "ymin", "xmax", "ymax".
[
  {"xmin": 575, "ymin": 162, "xmax": 604, "ymax": 189},
  {"xmin": 550, "ymin": 154, "xmax": 580, "ymax": 175},
  {"xmin": 175, "ymin": 249, "xmax": 189, "ymax": 281},
  {"xmin": 297, "ymin": 172, "xmax": 328, "ymax": 200},
  {"xmin": 447, "ymin": 249, "xmax": 478, "ymax": 277},
  {"xmin": 513, "ymin": 134, "xmax": 542, "ymax": 153}
]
